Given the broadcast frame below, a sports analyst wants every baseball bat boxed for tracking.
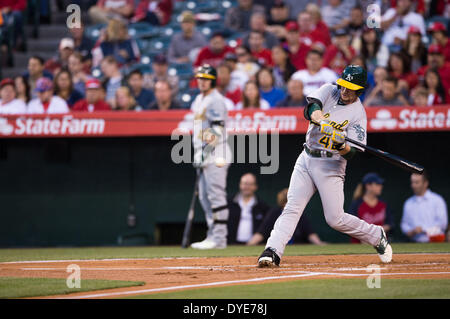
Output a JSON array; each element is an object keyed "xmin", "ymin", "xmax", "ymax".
[
  {"xmin": 311, "ymin": 121, "xmax": 424, "ymax": 174},
  {"xmin": 181, "ymin": 168, "xmax": 202, "ymax": 248}
]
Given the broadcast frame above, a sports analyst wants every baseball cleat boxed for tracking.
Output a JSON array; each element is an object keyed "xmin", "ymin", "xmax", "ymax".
[
  {"xmin": 258, "ymin": 247, "xmax": 280, "ymax": 268},
  {"xmin": 190, "ymin": 238, "xmax": 226, "ymax": 250},
  {"xmin": 374, "ymin": 228, "xmax": 393, "ymax": 263}
]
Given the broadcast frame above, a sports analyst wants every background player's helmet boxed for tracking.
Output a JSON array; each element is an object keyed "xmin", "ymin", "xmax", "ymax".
[
  {"xmin": 336, "ymin": 65, "xmax": 367, "ymax": 96},
  {"xmin": 195, "ymin": 64, "xmax": 217, "ymax": 87}
]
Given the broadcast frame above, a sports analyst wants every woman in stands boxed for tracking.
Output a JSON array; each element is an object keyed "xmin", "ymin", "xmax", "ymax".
[
  {"xmin": 235, "ymin": 81, "xmax": 270, "ymax": 110},
  {"xmin": 423, "ymin": 68, "xmax": 447, "ymax": 105},
  {"xmin": 53, "ymin": 69, "xmax": 84, "ymax": 109},
  {"xmin": 114, "ymin": 86, "xmax": 142, "ymax": 111}
]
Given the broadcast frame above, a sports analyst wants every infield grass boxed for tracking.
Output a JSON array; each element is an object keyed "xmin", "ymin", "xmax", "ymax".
[
  {"xmin": 0, "ymin": 277, "xmax": 145, "ymax": 299},
  {"xmin": 130, "ymin": 278, "xmax": 450, "ymax": 299},
  {"xmin": 0, "ymin": 243, "xmax": 449, "ymax": 262}
]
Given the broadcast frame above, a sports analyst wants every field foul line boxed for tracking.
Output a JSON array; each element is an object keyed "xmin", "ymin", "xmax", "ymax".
[{"xmin": 53, "ymin": 270, "xmax": 450, "ymax": 299}]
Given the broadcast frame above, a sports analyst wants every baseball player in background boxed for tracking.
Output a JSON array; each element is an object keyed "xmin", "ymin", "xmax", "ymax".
[
  {"xmin": 190, "ymin": 64, "xmax": 232, "ymax": 249},
  {"xmin": 258, "ymin": 65, "xmax": 393, "ymax": 267}
]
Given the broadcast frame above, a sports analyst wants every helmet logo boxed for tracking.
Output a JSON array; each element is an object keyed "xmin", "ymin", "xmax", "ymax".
[{"xmin": 345, "ymin": 74, "xmax": 353, "ymax": 81}]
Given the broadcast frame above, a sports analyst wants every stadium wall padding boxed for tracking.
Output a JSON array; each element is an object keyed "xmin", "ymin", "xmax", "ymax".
[{"xmin": 0, "ymin": 132, "xmax": 448, "ymax": 247}]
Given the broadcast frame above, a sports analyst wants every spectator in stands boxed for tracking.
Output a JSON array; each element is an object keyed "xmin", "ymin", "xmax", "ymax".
[
  {"xmin": 144, "ymin": 54, "xmax": 179, "ymax": 97},
  {"xmin": 427, "ymin": 22, "xmax": 450, "ymax": 62},
  {"xmin": 348, "ymin": 5, "xmax": 365, "ymax": 50},
  {"xmin": 0, "ymin": 78, "xmax": 27, "ymax": 114},
  {"xmin": 366, "ymin": 76, "xmax": 408, "ymax": 106},
  {"xmin": 114, "ymin": 86, "xmax": 142, "ymax": 111},
  {"xmin": 401, "ymin": 172, "xmax": 448, "ymax": 243},
  {"xmin": 224, "ymin": 0, "xmax": 265, "ymax": 32},
  {"xmin": 148, "ymin": 80, "xmax": 181, "ymax": 110},
  {"xmin": 68, "ymin": 52, "xmax": 89, "ymax": 96},
  {"xmin": 167, "ymin": 11, "xmax": 207, "ymax": 64},
  {"xmin": 227, "ymin": 173, "xmax": 271, "ymax": 245},
  {"xmin": 242, "ymin": 12, "xmax": 280, "ymax": 49},
  {"xmin": 323, "ymin": 28, "xmax": 356, "ymax": 75},
  {"xmin": 284, "ymin": 0, "xmax": 309, "ymax": 20},
  {"xmin": 247, "ymin": 188, "xmax": 326, "ymax": 245},
  {"xmin": 423, "ymin": 68, "xmax": 447, "ymax": 105},
  {"xmin": 44, "ymin": 38, "xmax": 75, "ymax": 75},
  {"xmin": 297, "ymin": 9, "xmax": 330, "ymax": 53},
  {"xmin": 23, "ymin": 56, "xmax": 54, "ymax": 100},
  {"xmin": 271, "ymin": 45, "xmax": 296, "ymax": 88},
  {"xmin": 27, "ymin": 77, "xmax": 69, "ymax": 114},
  {"xmin": 132, "ymin": 0, "xmax": 173, "ymax": 26},
  {"xmin": 360, "ymin": 26, "xmax": 389, "ymax": 74},
  {"xmin": 417, "ymin": 44, "xmax": 450, "ymax": 102},
  {"xmin": 69, "ymin": 22, "xmax": 95, "ymax": 69},
  {"xmin": 14, "ymin": 75, "xmax": 30, "ymax": 104},
  {"xmin": 100, "ymin": 55, "xmax": 123, "ymax": 108},
  {"xmin": 283, "ymin": 21, "xmax": 310, "ymax": 70},
  {"xmin": 53, "ymin": 69, "xmax": 84, "ymax": 109},
  {"xmin": 364, "ymin": 66, "xmax": 388, "ymax": 106},
  {"xmin": 235, "ymin": 45, "xmax": 261, "ymax": 79},
  {"xmin": 92, "ymin": 18, "xmax": 140, "ymax": 68},
  {"xmin": 410, "ymin": 86, "xmax": 429, "ymax": 106},
  {"xmin": 380, "ymin": 0, "xmax": 425, "ymax": 47},
  {"xmin": 236, "ymin": 81, "xmax": 270, "ymax": 110},
  {"xmin": 88, "ymin": 0, "xmax": 134, "ymax": 24},
  {"xmin": 321, "ymin": 0, "xmax": 355, "ymax": 32},
  {"xmin": 256, "ymin": 67, "xmax": 286, "ymax": 107},
  {"xmin": 194, "ymin": 32, "xmax": 235, "ymax": 69},
  {"xmin": 72, "ymin": 78, "xmax": 111, "ymax": 112},
  {"xmin": 248, "ymin": 30, "xmax": 274, "ymax": 67},
  {"xmin": 275, "ymin": 79, "xmax": 306, "ymax": 107},
  {"xmin": 291, "ymin": 49, "xmax": 338, "ymax": 96},
  {"xmin": 127, "ymin": 69, "xmax": 155, "ymax": 110},
  {"xmin": 0, "ymin": 0, "xmax": 26, "ymax": 51},
  {"xmin": 305, "ymin": 3, "xmax": 332, "ymax": 47},
  {"xmin": 402, "ymin": 26, "xmax": 427, "ymax": 73},
  {"xmin": 266, "ymin": 0, "xmax": 291, "ymax": 41},
  {"xmin": 387, "ymin": 51, "xmax": 418, "ymax": 93},
  {"xmin": 216, "ymin": 63, "xmax": 242, "ymax": 107},
  {"xmin": 348, "ymin": 172, "xmax": 394, "ymax": 243},
  {"xmin": 224, "ymin": 53, "xmax": 250, "ymax": 91}
]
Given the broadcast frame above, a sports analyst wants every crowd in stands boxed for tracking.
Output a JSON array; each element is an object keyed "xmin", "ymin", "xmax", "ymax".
[{"xmin": 1, "ymin": 0, "xmax": 450, "ymax": 115}]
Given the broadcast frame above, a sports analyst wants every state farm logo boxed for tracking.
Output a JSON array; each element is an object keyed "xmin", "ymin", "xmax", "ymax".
[
  {"xmin": 177, "ymin": 112, "xmax": 297, "ymax": 132},
  {"xmin": 0, "ymin": 118, "xmax": 14, "ymax": 135},
  {"xmin": 370, "ymin": 109, "xmax": 397, "ymax": 130},
  {"xmin": 0, "ymin": 116, "xmax": 105, "ymax": 136}
]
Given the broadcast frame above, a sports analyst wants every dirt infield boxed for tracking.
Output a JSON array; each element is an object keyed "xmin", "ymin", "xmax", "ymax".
[{"xmin": 1, "ymin": 253, "xmax": 450, "ymax": 298}]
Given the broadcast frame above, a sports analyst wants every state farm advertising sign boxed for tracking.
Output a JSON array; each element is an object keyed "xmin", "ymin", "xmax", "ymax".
[{"xmin": 0, "ymin": 106, "xmax": 449, "ymax": 138}]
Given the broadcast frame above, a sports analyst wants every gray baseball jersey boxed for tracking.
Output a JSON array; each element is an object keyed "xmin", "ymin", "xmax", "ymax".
[
  {"xmin": 306, "ymin": 83, "xmax": 367, "ymax": 154},
  {"xmin": 190, "ymin": 88, "xmax": 231, "ymax": 165},
  {"xmin": 265, "ymin": 83, "xmax": 383, "ymax": 258}
]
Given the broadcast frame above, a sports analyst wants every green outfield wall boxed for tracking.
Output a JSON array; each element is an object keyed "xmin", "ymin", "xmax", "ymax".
[{"xmin": 0, "ymin": 131, "xmax": 448, "ymax": 247}]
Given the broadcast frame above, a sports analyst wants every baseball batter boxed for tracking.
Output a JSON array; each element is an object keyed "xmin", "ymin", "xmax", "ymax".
[
  {"xmin": 258, "ymin": 65, "xmax": 393, "ymax": 267},
  {"xmin": 190, "ymin": 64, "xmax": 232, "ymax": 250}
]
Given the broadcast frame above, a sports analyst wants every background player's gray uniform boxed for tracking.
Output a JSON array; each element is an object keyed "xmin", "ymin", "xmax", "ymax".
[
  {"xmin": 266, "ymin": 83, "xmax": 383, "ymax": 257},
  {"xmin": 191, "ymin": 89, "xmax": 232, "ymax": 246}
]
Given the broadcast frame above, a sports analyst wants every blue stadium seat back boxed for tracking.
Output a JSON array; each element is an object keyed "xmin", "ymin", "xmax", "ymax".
[
  {"xmin": 128, "ymin": 63, "xmax": 153, "ymax": 75},
  {"xmin": 148, "ymin": 37, "xmax": 171, "ymax": 53},
  {"xmin": 178, "ymin": 89, "xmax": 200, "ymax": 108},
  {"xmin": 128, "ymin": 22, "xmax": 160, "ymax": 39},
  {"xmin": 169, "ymin": 62, "xmax": 194, "ymax": 76},
  {"xmin": 159, "ymin": 25, "xmax": 182, "ymax": 38},
  {"xmin": 85, "ymin": 23, "xmax": 107, "ymax": 42},
  {"xmin": 91, "ymin": 67, "xmax": 104, "ymax": 79},
  {"xmin": 192, "ymin": 0, "xmax": 220, "ymax": 13},
  {"xmin": 178, "ymin": 79, "xmax": 191, "ymax": 92}
]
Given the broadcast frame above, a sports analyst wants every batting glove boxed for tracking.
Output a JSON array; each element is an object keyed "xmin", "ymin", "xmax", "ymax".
[{"xmin": 319, "ymin": 120, "xmax": 334, "ymax": 136}]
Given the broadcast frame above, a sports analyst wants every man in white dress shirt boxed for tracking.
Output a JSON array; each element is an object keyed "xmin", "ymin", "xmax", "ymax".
[
  {"xmin": 0, "ymin": 78, "xmax": 27, "ymax": 114},
  {"xmin": 291, "ymin": 49, "xmax": 338, "ymax": 96},
  {"xmin": 401, "ymin": 172, "xmax": 448, "ymax": 242},
  {"xmin": 27, "ymin": 77, "xmax": 69, "ymax": 114}
]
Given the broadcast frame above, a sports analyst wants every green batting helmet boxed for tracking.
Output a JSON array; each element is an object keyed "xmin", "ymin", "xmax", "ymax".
[
  {"xmin": 336, "ymin": 65, "xmax": 367, "ymax": 96},
  {"xmin": 195, "ymin": 64, "xmax": 217, "ymax": 87}
]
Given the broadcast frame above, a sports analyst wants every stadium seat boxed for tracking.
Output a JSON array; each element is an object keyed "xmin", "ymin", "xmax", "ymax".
[
  {"xmin": 85, "ymin": 24, "xmax": 107, "ymax": 42},
  {"xmin": 128, "ymin": 22, "xmax": 161, "ymax": 39}
]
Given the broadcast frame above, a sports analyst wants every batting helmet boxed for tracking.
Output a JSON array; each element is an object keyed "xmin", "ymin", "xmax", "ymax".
[
  {"xmin": 195, "ymin": 64, "xmax": 217, "ymax": 87},
  {"xmin": 336, "ymin": 65, "xmax": 367, "ymax": 96}
]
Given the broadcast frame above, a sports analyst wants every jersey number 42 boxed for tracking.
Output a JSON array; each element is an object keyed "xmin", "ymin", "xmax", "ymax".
[{"xmin": 319, "ymin": 136, "xmax": 340, "ymax": 150}]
